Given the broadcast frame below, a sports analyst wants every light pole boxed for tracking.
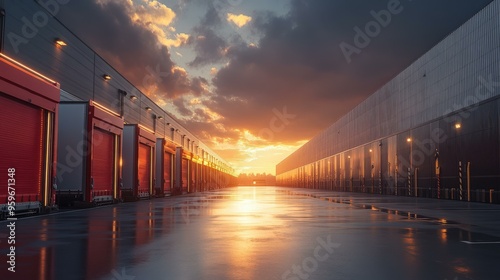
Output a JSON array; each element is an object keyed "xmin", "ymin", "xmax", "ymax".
[
  {"xmin": 455, "ymin": 123, "xmax": 463, "ymax": 200},
  {"xmin": 348, "ymin": 155, "xmax": 352, "ymax": 192},
  {"xmin": 407, "ymin": 137, "xmax": 412, "ymax": 196},
  {"xmin": 435, "ymin": 149, "xmax": 440, "ymax": 199},
  {"xmin": 395, "ymin": 153, "xmax": 398, "ymax": 196},
  {"xmin": 379, "ymin": 141, "xmax": 383, "ymax": 194}
]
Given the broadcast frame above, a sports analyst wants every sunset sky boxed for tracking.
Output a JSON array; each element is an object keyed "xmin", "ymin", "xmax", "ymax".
[{"xmin": 54, "ymin": 0, "xmax": 492, "ymax": 175}]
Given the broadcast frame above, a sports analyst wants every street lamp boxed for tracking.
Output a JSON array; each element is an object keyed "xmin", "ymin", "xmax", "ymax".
[
  {"xmin": 455, "ymin": 123, "xmax": 463, "ymax": 200},
  {"xmin": 347, "ymin": 155, "xmax": 352, "ymax": 192},
  {"xmin": 435, "ymin": 149, "xmax": 440, "ymax": 199},
  {"xmin": 379, "ymin": 141, "xmax": 383, "ymax": 195},
  {"xmin": 407, "ymin": 136, "xmax": 412, "ymax": 196}
]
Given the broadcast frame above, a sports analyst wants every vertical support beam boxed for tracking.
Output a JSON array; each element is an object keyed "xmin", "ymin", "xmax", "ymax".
[
  {"xmin": 379, "ymin": 141, "xmax": 383, "ymax": 194},
  {"xmin": 371, "ymin": 164, "xmax": 374, "ymax": 193},
  {"xmin": 435, "ymin": 149, "xmax": 440, "ymax": 199},
  {"xmin": 459, "ymin": 161, "xmax": 463, "ymax": 200},
  {"xmin": 437, "ymin": 167, "xmax": 441, "ymax": 199},
  {"xmin": 407, "ymin": 167, "xmax": 411, "ymax": 196},
  {"xmin": 467, "ymin": 162, "xmax": 471, "ymax": 202},
  {"xmin": 150, "ymin": 145, "xmax": 155, "ymax": 197},
  {"xmin": 414, "ymin": 168, "xmax": 418, "ymax": 197},
  {"xmin": 175, "ymin": 147, "xmax": 183, "ymax": 195},
  {"xmin": 379, "ymin": 169, "xmax": 382, "ymax": 195},
  {"xmin": 187, "ymin": 158, "xmax": 191, "ymax": 193},
  {"xmin": 395, "ymin": 154, "xmax": 398, "ymax": 196}
]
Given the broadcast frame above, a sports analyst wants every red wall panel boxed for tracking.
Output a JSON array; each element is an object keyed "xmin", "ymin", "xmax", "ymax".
[
  {"xmin": 0, "ymin": 94, "xmax": 44, "ymax": 203},
  {"xmin": 91, "ymin": 128, "xmax": 114, "ymax": 194}
]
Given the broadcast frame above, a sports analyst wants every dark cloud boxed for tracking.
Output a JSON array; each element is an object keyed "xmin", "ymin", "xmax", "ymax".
[
  {"xmin": 188, "ymin": 28, "xmax": 227, "ymax": 67},
  {"xmin": 208, "ymin": 0, "xmax": 494, "ymax": 144},
  {"xmin": 55, "ymin": 0, "xmax": 198, "ymax": 99},
  {"xmin": 187, "ymin": 6, "xmax": 228, "ymax": 67},
  {"xmin": 193, "ymin": 108, "xmax": 212, "ymax": 122},
  {"xmin": 173, "ymin": 98, "xmax": 193, "ymax": 117},
  {"xmin": 182, "ymin": 118, "xmax": 241, "ymax": 145},
  {"xmin": 190, "ymin": 77, "xmax": 209, "ymax": 96}
]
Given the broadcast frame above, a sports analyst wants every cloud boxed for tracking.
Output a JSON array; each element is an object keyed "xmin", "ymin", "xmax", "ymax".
[
  {"xmin": 163, "ymin": 33, "xmax": 190, "ymax": 48},
  {"xmin": 131, "ymin": 0, "xmax": 176, "ymax": 26},
  {"xmin": 227, "ymin": 13, "xmax": 252, "ymax": 28},
  {"xmin": 101, "ymin": 0, "xmax": 186, "ymax": 48},
  {"xmin": 173, "ymin": 97, "xmax": 193, "ymax": 117},
  {"xmin": 205, "ymin": 0, "xmax": 494, "ymax": 145},
  {"xmin": 186, "ymin": 6, "xmax": 228, "ymax": 67},
  {"xmin": 54, "ymin": 0, "xmax": 495, "ymax": 174},
  {"xmin": 55, "ymin": 0, "xmax": 203, "ymax": 101}
]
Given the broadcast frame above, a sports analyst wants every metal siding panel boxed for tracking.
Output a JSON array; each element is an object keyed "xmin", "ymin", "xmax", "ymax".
[
  {"xmin": 4, "ymin": 1, "xmax": 94, "ymax": 101},
  {"xmin": 122, "ymin": 125, "xmax": 137, "ymax": 190},
  {"xmin": 56, "ymin": 103, "xmax": 86, "ymax": 192},
  {"xmin": 60, "ymin": 89, "xmax": 82, "ymax": 101},
  {"xmin": 140, "ymin": 97, "xmax": 157, "ymax": 132},
  {"xmin": 277, "ymin": 0, "xmax": 500, "ymax": 175}
]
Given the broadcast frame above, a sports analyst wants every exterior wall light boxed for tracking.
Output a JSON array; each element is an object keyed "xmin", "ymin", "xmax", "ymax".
[{"xmin": 55, "ymin": 38, "xmax": 67, "ymax": 46}]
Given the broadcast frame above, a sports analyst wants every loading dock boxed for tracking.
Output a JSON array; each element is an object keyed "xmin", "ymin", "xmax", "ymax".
[
  {"xmin": 122, "ymin": 124, "xmax": 155, "ymax": 201},
  {"xmin": 56, "ymin": 101, "xmax": 123, "ymax": 206},
  {"xmin": 0, "ymin": 54, "xmax": 60, "ymax": 218}
]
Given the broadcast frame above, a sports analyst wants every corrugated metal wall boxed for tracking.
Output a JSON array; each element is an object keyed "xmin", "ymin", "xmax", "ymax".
[
  {"xmin": 1, "ymin": 0, "xmax": 233, "ymax": 174},
  {"xmin": 277, "ymin": 0, "xmax": 500, "ymax": 175}
]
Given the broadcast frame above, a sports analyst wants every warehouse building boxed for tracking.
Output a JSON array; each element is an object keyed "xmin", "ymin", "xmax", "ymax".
[
  {"xmin": 0, "ymin": 0, "xmax": 235, "ymax": 213},
  {"xmin": 277, "ymin": 0, "xmax": 500, "ymax": 203}
]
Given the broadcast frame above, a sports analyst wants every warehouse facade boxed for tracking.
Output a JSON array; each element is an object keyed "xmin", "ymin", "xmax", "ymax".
[
  {"xmin": 276, "ymin": 0, "xmax": 500, "ymax": 203},
  {"xmin": 0, "ymin": 0, "xmax": 235, "ymax": 212}
]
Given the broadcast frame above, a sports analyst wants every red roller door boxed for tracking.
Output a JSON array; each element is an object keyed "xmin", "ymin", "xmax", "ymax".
[
  {"xmin": 0, "ymin": 94, "xmax": 44, "ymax": 203},
  {"xmin": 138, "ymin": 143, "xmax": 151, "ymax": 195},
  {"xmin": 91, "ymin": 128, "xmax": 114, "ymax": 197},
  {"xmin": 191, "ymin": 162, "xmax": 196, "ymax": 191},
  {"xmin": 164, "ymin": 152, "xmax": 172, "ymax": 191},
  {"xmin": 182, "ymin": 159, "xmax": 188, "ymax": 189}
]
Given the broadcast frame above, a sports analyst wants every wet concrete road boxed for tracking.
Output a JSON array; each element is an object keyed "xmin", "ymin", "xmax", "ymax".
[{"xmin": 1, "ymin": 186, "xmax": 500, "ymax": 280}]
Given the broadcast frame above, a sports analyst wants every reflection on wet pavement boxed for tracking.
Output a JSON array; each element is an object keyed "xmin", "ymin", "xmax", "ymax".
[{"xmin": 1, "ymin": 186, "xmax": 499, "ymax": 280}]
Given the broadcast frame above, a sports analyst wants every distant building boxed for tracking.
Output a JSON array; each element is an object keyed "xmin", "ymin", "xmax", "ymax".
[
  {"xmin": 238, "ymin": 173, "xmax": 276, "ymax": 186},
  {"xmin": 276, "ymin": 0, "xmax": 500, "ymax": 203}
]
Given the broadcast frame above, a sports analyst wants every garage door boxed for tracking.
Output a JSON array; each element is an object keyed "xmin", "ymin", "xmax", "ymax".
[
  {"xmin": 182, "ymin": 159, "xmax": 188, "ymax": 188},
  {"xmin": 164, "ymin": 152, "xmax": 172, "ymax": 191},
  {"xmin": 91, "ymin": 128, "xmax": 114, "ymax": 196},
  {"xmin": 138, "ymin": 143, "xmax": 151, "ymax": 195},
  {"xmin": 0, "ymin": 94, "xmax": 44, "ymax": 203}
]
